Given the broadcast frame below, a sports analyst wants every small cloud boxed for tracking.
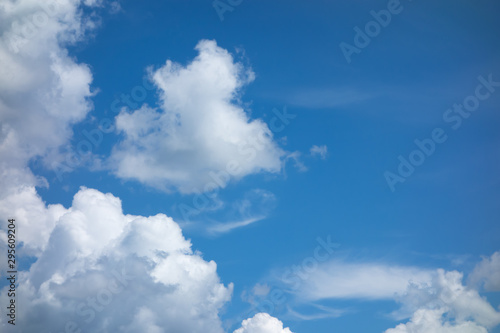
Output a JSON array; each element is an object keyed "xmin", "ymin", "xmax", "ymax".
[
  {"xmin": 84, "ymin": 0, "xmax": 103, "ymax": 6},
  {"xmin": 310, "ymin": 145, "xmax": 328, "ymax": 160},
  {"xmin": 286, "ymin": 151, "xmax": 307, "ymax": 172},
  {"xmin": 252, "ymin": 283, "xmax": 271, "ymax": 297},
  {"xmin": 109, "ymin": 1, "xmax": 122, "ymax": 14},
  {"xmin": 207, "ymin": 216, "xmax": 265, "ymax": 235},
  {"xmin": 287, "ymin": 304, "xmax": 346, "ymax": 321},
  {"xmin": 234, "ymin": 313, "xmax": 293, "ymax": 333}
]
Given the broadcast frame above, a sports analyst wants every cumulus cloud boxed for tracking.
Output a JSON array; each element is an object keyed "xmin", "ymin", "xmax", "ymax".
[
  {"xmin": 234, "ymin": 313, "xmax": 293, "ymax": 333},
  {"xmin": 0, "ymin": 0, "xmax": 95, "ymax": 170},
  {"xmin": 0, "ymin": 0, "xmax": 97, "ymax": 256},
  {"xmin": 110, "ymin": 40, "xmax": 285, "ymax": 193},
  {"xmin": 0, "ymin": 188, "xmax": 233, "ymax": 332},
  {"xmin": 0, "ymin": 3, "xmax": 292, "ymax": 332},
  {"xmin": 386, "ymin": 309, "xmax": 488, "ymax": 333},
  {"xmin": 468, "ymin": 252, "xmax": 500, "ymax": 292},
  {"xmin": 386, "ymin": 269, "xmax": 500, "ymax": 333},
  {"xmin": 0, "ymin": 2, "xmax": 234, "ymax": 331}
]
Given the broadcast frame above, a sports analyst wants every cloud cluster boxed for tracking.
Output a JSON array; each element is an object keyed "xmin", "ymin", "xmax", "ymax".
[
  {"xmin": 234, "ymin": 313, "xmax": 293, "ymax": 333},
  {"xmin": 0, "ymin": 0, "xmax": 97, "ymax": 257},
  {"xmin": 0, "ymin": 0, "xmax": 95, "ymax": 170},
  {"xmin": 1, "ymin": 187, "xmax": 234, "ymax": 332},
  {"xmin": 110, "ymin": 40, "xmax": 285, "ymax": 193},
  {"xmin": 386, "ymin": 269, "xmax": 500, "ymax": 333},
  {"xmin": 274, "ymin": 256, "xmax": 499, "ymax": 332},
  {"xmin": 0, "ymin": 2, "xmax": 291, "ymax": 332},
  {"xmin": 386, "ymin": 309, "xmax": 488, "ymax": 333}
]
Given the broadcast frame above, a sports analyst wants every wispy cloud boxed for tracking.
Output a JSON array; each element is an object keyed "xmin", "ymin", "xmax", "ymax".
[
  {"xmin": 207, "ymin": 216, "xmax": 265, "ymax": 235},
  {"xmin": 296, "ymin": 261, "xmax": 433, "ymax": 301},
  {"xmin": 286, "ymin": 304, "xmax": 346, "ymax": 321}
]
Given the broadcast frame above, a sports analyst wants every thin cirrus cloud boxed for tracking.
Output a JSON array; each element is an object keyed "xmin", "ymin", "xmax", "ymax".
[
  {"xmin": 109, "ymin": 40, "xmax": 285, "ymax": 194},
  {"xmin": 266, "ymin": 256, "xmax": 500, "ymax": 331},
  {"xmin": 296, "ymin": 261, "xmax": 434, "ymax": 301},
  {"xmin": 207, "ymin": 216, "xmax": 266, "ymax": 235},
  {"xmin": 205, "ymin": 189, "xmax": 276, "ymax": 235},
  {"xmin": 278, "ymin": 255, "xmax": 500, "ymax": 332}
]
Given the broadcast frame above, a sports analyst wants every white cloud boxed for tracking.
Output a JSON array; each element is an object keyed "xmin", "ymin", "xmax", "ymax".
[
  {"xmin": 110, "ymin": 40, "xmax": 285, "ymax": 193},
  {"xmin": 386, "ymin": 309, "xmax": 488, "ymax": 333},
  {"xmin": 297, "ymin": 261, "xmax": 433, "ymax": 300},
  {"xmin": 0, "ymin": 0, "xmax": 97, "ymax": 256},
  {"xmin": 205, "ymin": 188, "xmax": 276, "ymax": 235},
  {"xmin": 0, "ymin": 2, "xmax": 293, "ymax": 329},
  {"xmin": 386, "ymin": 269, "xmax": 500, "ymax": 333},
  {"xmin": 234, "ymin": 313, "xmax": 293, "ymax": 333},
  {"xmin": 468, "ymin": 252, "xmax": 500, "ymax": 292},
  {"xmin": 207, "ymin": 216, "xmax": 265, "ymax": 235},
  {"xmin": 0, "ymin": 187, "xmax": 233, "ymax": 332},
  {"xmin": 0, "ymin": 0, "xmax": 95, "ymax": 170},
  {"xmin": 310, "ymin": 145, "xmax": 328, "ymax": 159},
  {"xmin": 286, "ymin": 304, "xmax": 345, "ymax": 321},
  {"xmin": 0, "ymin": 3, "xmax": 243, "ymax": 332}
]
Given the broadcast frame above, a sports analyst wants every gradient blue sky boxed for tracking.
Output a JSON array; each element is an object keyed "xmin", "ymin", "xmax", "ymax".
[{"xmin": 2, "ymin": 0, "xmax": 500, "ymax": 332}]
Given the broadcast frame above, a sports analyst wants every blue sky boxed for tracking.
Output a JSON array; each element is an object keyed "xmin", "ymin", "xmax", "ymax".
[{"xmin": 1, "ymin": 0, "xmax": 500, "ymax": 332}]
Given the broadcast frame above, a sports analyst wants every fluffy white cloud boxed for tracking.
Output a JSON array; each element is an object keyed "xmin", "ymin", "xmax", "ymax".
[
  {"xmin": 110, "ymin": 40, "xmax": 285, "ymax": 193},
  {"xmin": 385, "ymin": 269, "xmax": 500, "ymax": 333},
  {"xmin": 0, "ymin": 0, "xmax": 97, "ymax": 256},
  {"xmin": 234, "ymin": 313, "xmax": 293, "ymax": 333},
  {"xmin": 468, "ymin": 252, "xmax": 500, "ymax": 292},
  {"xmin": 297, "ymin": 261, "xmax": 433, "ymax": 300},
  {"xmin": 0, "ymin": 0, "xmax": 95, "ymax": 170},
  {"xmin": 386, "ymin": 309, "xmax": 488, "ymax": 333},
  {"xmin": 1, "ymin": 187, "xmax": 233, "ymax": 332},
  {"xmin": 0, "ymin": 2, "xmax": 239, "ymax": 332}
]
